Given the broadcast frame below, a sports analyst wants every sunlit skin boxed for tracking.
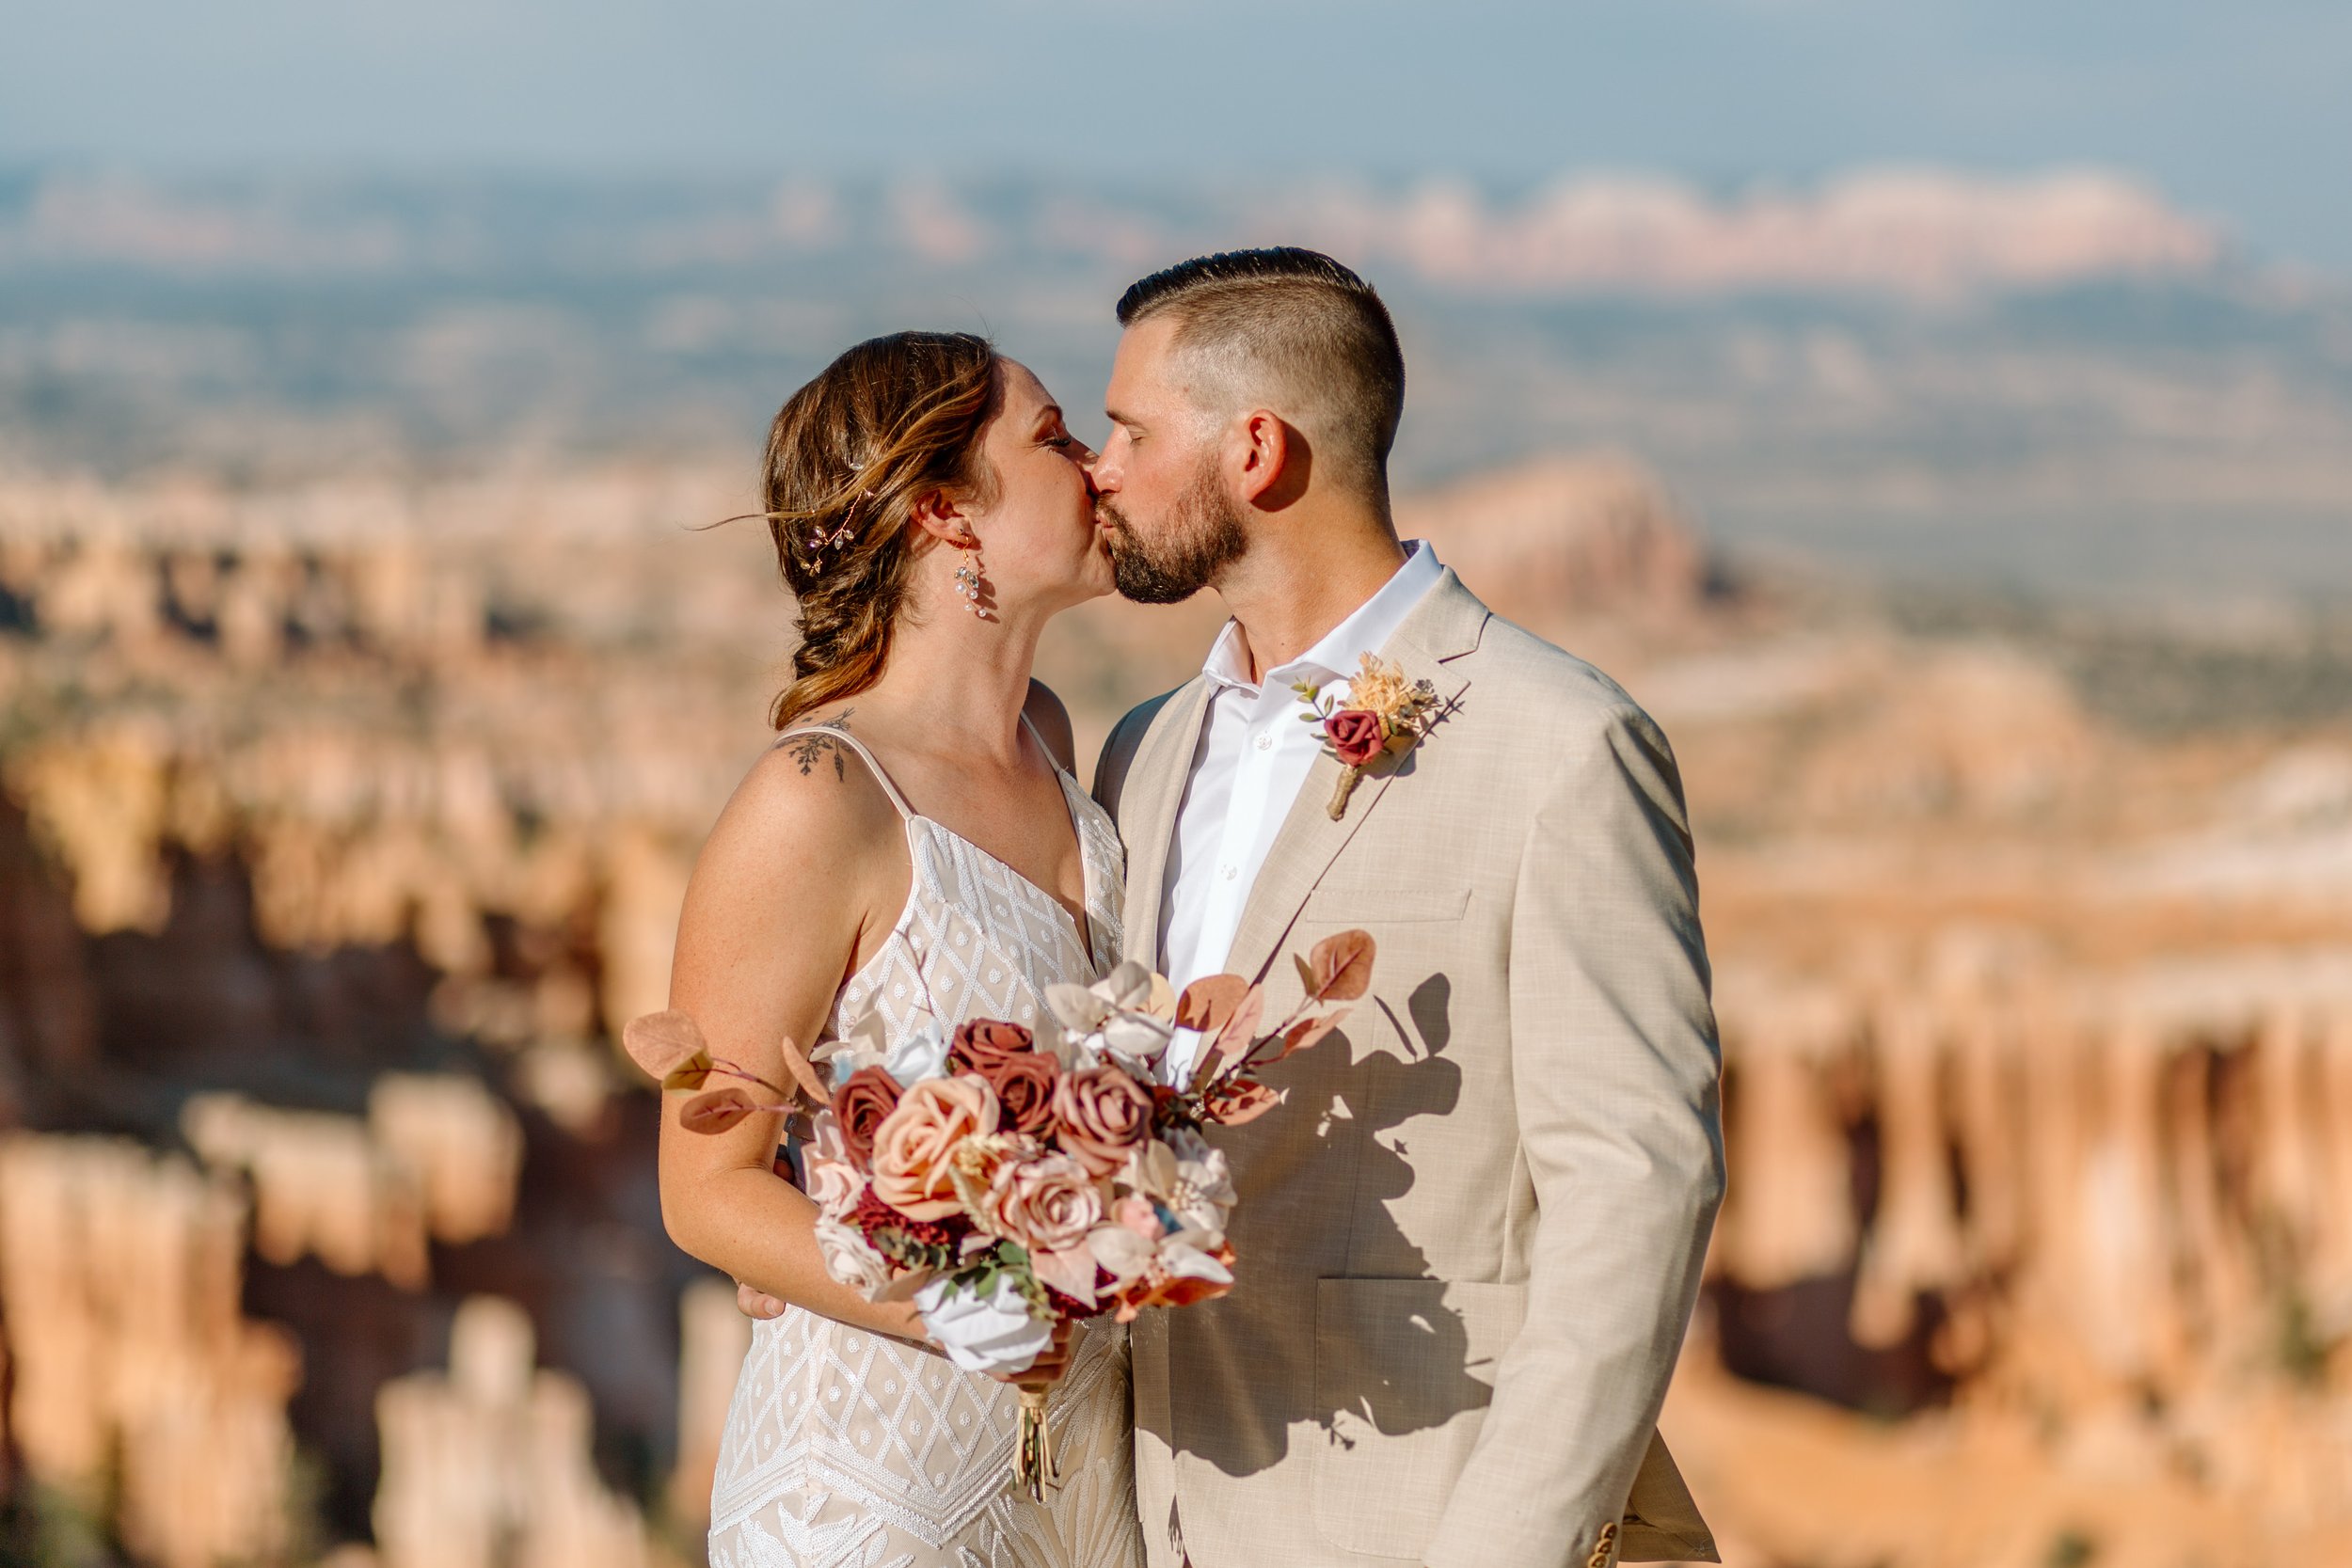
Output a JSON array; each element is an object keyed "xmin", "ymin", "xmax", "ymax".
[
  {"xmin": 664, "ymin": 358, "xmax": 1101, "ymax": 1375},
  {"xmin": 1092, "ymin": 313, "xmax": 1406, "ymax": 681}
]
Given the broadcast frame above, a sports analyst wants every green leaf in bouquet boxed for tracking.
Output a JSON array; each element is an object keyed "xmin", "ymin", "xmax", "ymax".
[{"xmin": 660, "ymin": 1051, "xmax": 716, "ymax": 1092}]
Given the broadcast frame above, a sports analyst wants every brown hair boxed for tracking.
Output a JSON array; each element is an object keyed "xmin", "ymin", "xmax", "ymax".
[
  {"xmin": 1115, "ymin": 247, "xmax": 1405, "ymax": 501},
  {"xmin": 755, "ymin": 331, "xmax": 1002, "ymax": 728}
]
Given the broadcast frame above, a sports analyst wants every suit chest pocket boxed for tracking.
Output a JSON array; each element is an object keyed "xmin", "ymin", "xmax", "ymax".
[{"xmin": 1301, "ymin": 882, "xmax": 1470, "ymax": 924}]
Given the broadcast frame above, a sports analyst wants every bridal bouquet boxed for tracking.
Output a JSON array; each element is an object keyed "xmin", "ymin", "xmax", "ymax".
[{"xmin": 625, "ymin": 929, "xmax": 1374, "ymax": 1498}]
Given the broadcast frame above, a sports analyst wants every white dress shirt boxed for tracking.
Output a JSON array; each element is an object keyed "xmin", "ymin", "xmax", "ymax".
[{"xmin": 1156, "ymin": 541, "xmax": 1443, "ymax": 1070}]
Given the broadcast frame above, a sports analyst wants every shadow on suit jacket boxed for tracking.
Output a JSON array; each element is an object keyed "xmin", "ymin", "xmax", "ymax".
[{"xmin": 1096, "ymin": 568, "xmax": 1723, "ymax": 1568}]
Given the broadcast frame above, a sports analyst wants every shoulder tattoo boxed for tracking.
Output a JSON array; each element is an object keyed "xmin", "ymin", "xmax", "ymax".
[{"xmin": 785, "ymin": 709, "xmax": 854, "ymax": 781}]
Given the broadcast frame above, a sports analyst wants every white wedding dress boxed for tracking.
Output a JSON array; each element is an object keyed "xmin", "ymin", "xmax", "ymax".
[{"xmin": 707, "ymin": 724, "xmax": 1146, "ymax": 1568}]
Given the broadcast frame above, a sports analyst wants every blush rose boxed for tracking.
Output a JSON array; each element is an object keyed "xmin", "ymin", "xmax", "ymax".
[
  {"xmin": 980, "ymin": 1151, "xmax": 1103, "ymax": 1254},
  {"xmin": 1053, "ymin": 1065, "xmax": 1153, "ymax": 1179},
  {"xmin": 869, "ymin": 1076, "xmax": 1000, "ymax": 1220}
]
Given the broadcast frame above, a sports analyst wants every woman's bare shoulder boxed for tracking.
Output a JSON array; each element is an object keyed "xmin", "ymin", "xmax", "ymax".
[{"xmin": 691, "ymin": 727, "xmax": 906, "ymax": 912}]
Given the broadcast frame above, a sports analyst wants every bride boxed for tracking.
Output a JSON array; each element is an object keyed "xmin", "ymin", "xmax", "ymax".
[{"xmin": 659, "ymin": 331, "xmax": 1146, "ymax": 1568}]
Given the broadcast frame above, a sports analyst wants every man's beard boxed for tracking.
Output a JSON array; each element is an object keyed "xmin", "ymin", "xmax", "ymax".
[{"xmin": 1097, "ymin": 461, "xmax": 1248, "ymax": 605}]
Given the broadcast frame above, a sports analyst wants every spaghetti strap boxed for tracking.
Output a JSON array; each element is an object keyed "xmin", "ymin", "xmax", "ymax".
[
  {"xmin": 1016, "ymin": 709, "xmax": 1052, "ymax": 769},
  {"xmin": 773, "ymin": 724, "xmax": 916, "ymax": 819},
  {"xmin": 1019, "ymin": 708, "xmax": 1077, "ymax": 779}
]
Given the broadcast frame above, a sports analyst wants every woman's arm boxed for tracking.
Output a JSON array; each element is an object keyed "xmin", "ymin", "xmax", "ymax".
[{"xmin": 657, "ymin": 742, "xmax": 929, "ymax": 1343}]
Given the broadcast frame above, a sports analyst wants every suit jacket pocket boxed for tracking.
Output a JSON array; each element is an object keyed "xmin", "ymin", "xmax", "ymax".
[
  {"xmin": 1311, "ymin": 1277, "xmax": 1529, "ymax": 1561},
  {"xmin": 1302, "ymin": 882, "xmax": 1470, "ymax": 924}
]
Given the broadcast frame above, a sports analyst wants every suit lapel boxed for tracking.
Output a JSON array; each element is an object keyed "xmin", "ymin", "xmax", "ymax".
[
  {"xmin": 1118, "ymin": 674, "xmax": 1214, "ymax": 974},
  {"xmin": 1222, "ymin": 570, "xmax": 1491, "ymax": 986}
]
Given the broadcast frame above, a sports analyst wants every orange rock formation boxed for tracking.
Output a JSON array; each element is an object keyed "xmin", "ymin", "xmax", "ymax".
[{"xmin": 1, "ymin": 463, "xmax": 2347, "ymax": 1568}]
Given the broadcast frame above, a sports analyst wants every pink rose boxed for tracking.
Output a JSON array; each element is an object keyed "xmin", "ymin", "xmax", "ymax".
[
  {"xmin": 869, "ymin": 1076, "xmax": 999, "ymax": 1220},
  {"xmin": 1052, "ymin": 1065, "xmax": 1154, "ymax": 1179},
  {"xmin": 802, "ymin": 1120, "xmax": 866, "ymax": 1219},
  {"xmin": 1324, "ymin": 708, "xmax": 1389, "ymax": 768},
  {"xmin": 979, "ymin": 1151, "xmax": 1103, "ymax": 1254}
]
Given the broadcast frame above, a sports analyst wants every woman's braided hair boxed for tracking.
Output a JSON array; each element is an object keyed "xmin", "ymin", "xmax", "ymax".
[{"xmin": 755, "ymin": 331, "xmax": 1002, "ymax": 729}]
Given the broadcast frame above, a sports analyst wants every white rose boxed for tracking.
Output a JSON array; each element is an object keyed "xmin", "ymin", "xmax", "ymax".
[
  {"xmin": 816, "ymin": 1012, "xmax": 952, "ymax": 1089},
  {"xmin": 914, "ymin": 1274, "xmax": 1054, "ymax": 1377},
  {"xmin": 814, "ymin": 1214, "xmax": 893, "ymax": 1298},
  {"xmin": 885, "ymin": 1018, "xmax": 952, "ymax": 1085}
]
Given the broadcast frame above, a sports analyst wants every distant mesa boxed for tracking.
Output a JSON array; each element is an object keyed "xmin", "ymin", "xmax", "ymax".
[
  {"xmin": 0, "ymin": 165, "xmax": 2225, "ymax": 300},
  {"xmin": 1395, "ymin": 453, "xmax": 1709, "ymax": 629},
  {"xmin": 1288, "ymin": 168, "xmax": 2223, "ymax": 298}
]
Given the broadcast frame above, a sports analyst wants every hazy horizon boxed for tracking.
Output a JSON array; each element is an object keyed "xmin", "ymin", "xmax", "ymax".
[{"xmin": 6, "ymin": 0, "xmax": 2351, "ymax": 269}]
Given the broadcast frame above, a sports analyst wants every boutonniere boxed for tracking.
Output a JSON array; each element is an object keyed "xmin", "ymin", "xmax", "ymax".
[{"xmin": 1293, "ymin": 652, "xmax": 1443, "ymax": 820}]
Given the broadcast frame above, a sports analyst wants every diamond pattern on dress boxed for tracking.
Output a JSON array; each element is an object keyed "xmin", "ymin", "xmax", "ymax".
[{"xmin": 708, "ymin": 767, "xmax": 1139, "ymax": 1568}]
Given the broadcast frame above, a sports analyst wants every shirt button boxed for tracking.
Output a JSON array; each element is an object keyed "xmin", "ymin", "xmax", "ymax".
[
  {"xmin": 1221, "ymin": 865, "xmax": 1238, "ymax": 880},
  {"xmin": 1255, "ymin": 734, "xmax": 1273, "ymax": 752}
]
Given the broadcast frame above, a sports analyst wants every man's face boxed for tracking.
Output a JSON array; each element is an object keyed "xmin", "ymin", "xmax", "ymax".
[{"xmin": 1092, "ymin": 316, "xmax": 1248, "ymax": 605}]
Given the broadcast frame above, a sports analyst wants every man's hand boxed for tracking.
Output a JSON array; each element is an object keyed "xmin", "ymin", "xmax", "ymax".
[
  {"xmin": 736, "ymin": 1280, "xmax": 787, "ymax": 1321},
  {"xmin": 990, "ymin": 1317, "xmax": 1076, "ymax": 1386}
]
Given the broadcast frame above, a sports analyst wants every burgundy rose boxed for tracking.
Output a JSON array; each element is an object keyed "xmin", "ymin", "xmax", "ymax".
[
  {"xmin": 1324, "ymin": 708, "xmax": 1389, "ymax": 768},
  {"xmin": 1052, "ymin": 1065, "xmax": 1154, "ymax": 1178},
  {"xmin": 829, "ymin": 1067, "xmax": 902, "ymax": 1167},
  {"xmin": 987, "ymin": 1052, "xmax": 1062, "ymax": 1135},
  {"xmin": 947, "ymin": 1019, "xmax": 1035, "ymax": 1075}
]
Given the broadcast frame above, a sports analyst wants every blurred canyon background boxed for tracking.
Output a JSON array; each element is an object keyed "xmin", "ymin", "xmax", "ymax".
[{"xmin": 5, "ymin": 26, "xmax": 2352, "ymax": 1568}]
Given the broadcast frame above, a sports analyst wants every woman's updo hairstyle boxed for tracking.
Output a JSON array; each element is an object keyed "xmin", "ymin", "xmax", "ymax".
[{"xmin": 757, "ymin": 331, "xmax": 1003, "ymax": 728}]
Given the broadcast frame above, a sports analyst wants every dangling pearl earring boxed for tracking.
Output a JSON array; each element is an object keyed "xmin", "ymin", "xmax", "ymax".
[{"xmin": 954, "ymin": 537, "xmax": 992, "ymax": 619}]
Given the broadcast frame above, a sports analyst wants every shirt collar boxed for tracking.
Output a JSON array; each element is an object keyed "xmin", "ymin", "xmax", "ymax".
[{"xmin": 1200, "ymin": 540, "xmax": 1443, "ymax": 696}]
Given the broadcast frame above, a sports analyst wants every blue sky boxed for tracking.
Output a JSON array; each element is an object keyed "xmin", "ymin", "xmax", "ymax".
[{"xmin": 7, "ymin": 0, "xmax": 2349, "ymax": 266}]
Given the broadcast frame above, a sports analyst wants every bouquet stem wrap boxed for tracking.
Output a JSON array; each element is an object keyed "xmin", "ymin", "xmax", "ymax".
[{"xmin": 1016, "ymin": 1383, "xmax": 1057, "ymax": 1501}]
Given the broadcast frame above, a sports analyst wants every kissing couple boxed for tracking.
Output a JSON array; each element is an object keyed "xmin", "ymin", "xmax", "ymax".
[{"xmin": 658, "ymin": 248, "xmax": 1725, "ymax": 1568}]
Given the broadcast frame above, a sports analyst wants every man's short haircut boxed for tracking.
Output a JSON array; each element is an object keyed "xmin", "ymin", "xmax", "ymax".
[{"xmin": 1116, "ymin": 247, "xmax": 1406, "ymax": 501}]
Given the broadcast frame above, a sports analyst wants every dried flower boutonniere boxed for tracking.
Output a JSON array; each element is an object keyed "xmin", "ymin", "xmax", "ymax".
[{"xmin": 1293, "ymin": 652, "xmax": 1443, "ymax": 819}]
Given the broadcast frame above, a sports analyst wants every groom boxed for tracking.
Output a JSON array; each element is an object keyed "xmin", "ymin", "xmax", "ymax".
[{"xmin": 1089, "ymin": 248, "xmax": 1723, "ymax": 1568}]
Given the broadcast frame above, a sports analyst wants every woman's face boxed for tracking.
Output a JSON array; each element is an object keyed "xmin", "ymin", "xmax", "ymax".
[{"xmin": 964, "ymin": 359, "xmax": 1111, "ymax": 614}]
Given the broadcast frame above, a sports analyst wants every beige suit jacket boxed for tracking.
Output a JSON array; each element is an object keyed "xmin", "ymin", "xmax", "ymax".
[{"xmin": 1096, "ymin": 570, "xmax": 1724, "ymax": 1568}]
